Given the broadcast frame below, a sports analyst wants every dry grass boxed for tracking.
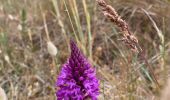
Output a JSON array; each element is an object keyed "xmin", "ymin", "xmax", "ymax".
[
  {"xmin": 97, "ymin": 0, "xmax": 161, "ymax": 91},
  {"xmin": 161, "ymin": 78, "xmax": 170, "ymax": 100},
  {"xmin": 0, "ymin": 0, "xmax": 170, "ymax": 100}
]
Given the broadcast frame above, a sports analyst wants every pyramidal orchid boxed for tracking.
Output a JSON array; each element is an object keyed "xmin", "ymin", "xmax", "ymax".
[{"xmin": 56, "ymin": 40, "xmax": 99, "ymax": 100}]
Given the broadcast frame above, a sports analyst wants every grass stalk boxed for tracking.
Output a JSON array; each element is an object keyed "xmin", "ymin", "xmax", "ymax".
[
  {"xmin": 51, "ymin": 0, "xmax": 69, "ymax": 47},
  {"xmin": 82, "ymin": 0, "xmax": 93, "ymax": 60},
  {"xmin": 63, "ymin": 0, "xmax": 78, "ymax": 43},
  {"xmin": 68, "ymin": 0, "xmax": 85, "ymax": 44}
]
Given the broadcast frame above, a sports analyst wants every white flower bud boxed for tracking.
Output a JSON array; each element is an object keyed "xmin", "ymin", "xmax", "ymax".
[
  {"xmin": 4, "ymin": 54, "xmax": 10, "ymax": 64},
  {"xmin": 47, "ymin": 41, "xmax": 57, "ymax": 56},
  {"xmin": 0, "ymin": 87, "xmax": 7, "ymax": 100},
  {"xmin": 17, "ymin": 24, "xmax": 22, "ymax": 31}
]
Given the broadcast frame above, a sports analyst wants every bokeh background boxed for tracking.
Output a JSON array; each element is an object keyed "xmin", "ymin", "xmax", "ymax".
[{"xmin": 0, "ymin": 0, "xmax": 170, "ymax": 99}]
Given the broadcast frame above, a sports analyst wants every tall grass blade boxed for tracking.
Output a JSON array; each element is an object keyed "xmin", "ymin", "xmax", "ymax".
[{"xmin": 82, "ymin": 0, "xmax": 92, "ymax": 59}]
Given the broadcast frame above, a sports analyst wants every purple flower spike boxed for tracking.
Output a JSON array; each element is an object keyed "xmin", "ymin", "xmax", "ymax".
[{"xmin": 56, "ymin": 40, "xmax": 99, "ymax": 100}]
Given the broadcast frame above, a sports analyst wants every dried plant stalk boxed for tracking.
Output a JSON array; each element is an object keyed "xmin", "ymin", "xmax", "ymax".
[
  {"xmin": 97, "ymin": 0, "xmax": 160, "ymax": 88},
  {"xmin": 97, "ymin": 0, "xmax": 141, "ymax": 53}
]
